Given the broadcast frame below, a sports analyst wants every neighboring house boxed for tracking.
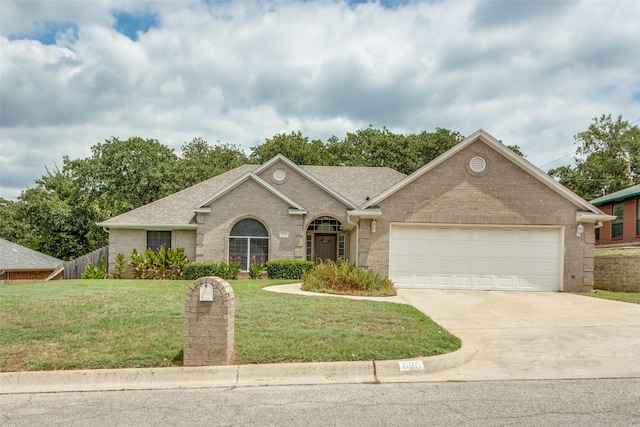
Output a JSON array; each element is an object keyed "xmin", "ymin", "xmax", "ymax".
[
  {"xmin": 0, "ymin": 238, "xmax": 63, "ymax": 281},
  {"xmin": 590, "ymin": 183, "xmax": 640, "ymax": 247},
  {"xmin": 98, "ymin": 130, "xmax": 614, "ymax": 292}
]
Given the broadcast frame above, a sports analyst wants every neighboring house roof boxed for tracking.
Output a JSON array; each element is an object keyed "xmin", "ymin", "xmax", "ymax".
[
  {"xmin": 0, "ymin": 238, "xmax": 62, "ymax": 271},
  {"xmin": 590, "ymin": 183, "xmax": 640, "ymax": 206},
  {"xmin": 360, "ymin": 129, "xmax": 614, "ymax": 222}
]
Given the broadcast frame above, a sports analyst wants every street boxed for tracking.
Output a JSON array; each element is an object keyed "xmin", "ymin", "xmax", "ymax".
[{"xmin": 2, "ymin": 378, "xmax": 639, "ymax": 426}]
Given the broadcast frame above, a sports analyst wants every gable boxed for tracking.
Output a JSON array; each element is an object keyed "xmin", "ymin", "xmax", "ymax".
[
  {"xmin": 362, "ymin": 129, "xmax": 610, "ymax": 220},
  {"xmin": 381, "ymin": 139, "xmax": 580, "ymax": 224}
]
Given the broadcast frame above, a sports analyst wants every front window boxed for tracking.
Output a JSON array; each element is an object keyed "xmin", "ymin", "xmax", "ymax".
[
  {"xmin": 612, "ymin": 202, "xmax": 624, "ymax": 239},
  {"xmin": 147, "ymin": 231, "xmax": 171, "ymax": 251},
  {"xmin": 229, "ymin": 219, "xmax": 269, "ymax": 270}
]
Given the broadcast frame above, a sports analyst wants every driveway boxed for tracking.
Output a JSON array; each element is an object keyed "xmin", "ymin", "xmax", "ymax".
[{"xmin": 397, "ymin": 290, "xmax": 640, "ymax": 381}]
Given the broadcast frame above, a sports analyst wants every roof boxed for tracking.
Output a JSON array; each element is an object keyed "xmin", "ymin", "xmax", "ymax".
[
  {"xmin": 302, "ymin": 165, "xmax": 405, "ymax": 206},
  {"xmin": 97, "ymin": 165, "xmax": 257, "ymax": 228},
  {"xmin": 590, "ymin": 183, "xmax": 640, "ymax": 206},
  {"xmin": 0, "ymin": 239, "xmax": 63, "ymax": 271},
  {"xmin": 360, "ymin": 129, "xmax": 613, "ymax": 222},
  {"xmin": 97, "ymin": 160, "xmax": 405, "ymax": 228}
]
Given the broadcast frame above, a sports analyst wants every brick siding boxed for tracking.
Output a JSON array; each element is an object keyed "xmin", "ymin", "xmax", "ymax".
[{"xmin": 594, "ymin": 254, "xmax": 640, "ymax": 292}]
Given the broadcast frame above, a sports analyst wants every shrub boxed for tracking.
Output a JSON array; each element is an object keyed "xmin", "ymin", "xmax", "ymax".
[
  {"xmin": 265, "ymin": 260, "xmax": 315, "ymax": 279},
  {"xmin": 128, "ymin": 247, "xmax": 189, "ymax": 280},
  {"xmin": 301, "ymin": 260, "xmax": 397, "ymax": 296},
  {"xmin": 81, "ymin": 258, "xmax": 107, "ymax": 279},
  {"xmin": 184, "ymin": 260, "xmax": 241, "ymax": 280}
]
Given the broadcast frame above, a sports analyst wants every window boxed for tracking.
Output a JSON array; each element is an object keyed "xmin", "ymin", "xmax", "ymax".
[
  {"xmin": 147, "ymin": 231, "xmax": 171, "ymax": 251},
  {"xmin": 229, "ymin": 219, "xmax": 269, "ymax": 270},
  {"xmin": 595, "ymin": 226, "xmax": 600, "ymax": 241},
  {"xmin": 612, "ymin": 202, "xmax": 624, "ymax": 239}
]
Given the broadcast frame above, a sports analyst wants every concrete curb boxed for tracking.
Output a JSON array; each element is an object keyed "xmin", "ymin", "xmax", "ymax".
[{"xmin": 0, "ymin": 345, "xmax": 474, "ymax": 394}]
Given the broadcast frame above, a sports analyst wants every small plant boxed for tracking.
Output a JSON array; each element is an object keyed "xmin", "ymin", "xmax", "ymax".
[
  {"xmin": 128, "ymin": 247, "xmax": 189, "ymax": 280},
  {"xmin": 301, "ymin": 259, "xmax": 396, "ymax": 296},
  {"xmin": 248, "ymin": 255, "xmax": 265, "ymax": 279},
  {"xmin": 113, "ymin": 253, "xmax": 126, "ymax": 279},
  {"xmin": 81, "ymin": 258, "xmax": 107, "ymax": 279}
]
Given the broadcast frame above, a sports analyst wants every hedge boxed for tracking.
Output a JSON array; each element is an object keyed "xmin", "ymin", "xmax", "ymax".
[{"xmin": 265, "ymin": 260, "xmax": 315, "ymax": 279}]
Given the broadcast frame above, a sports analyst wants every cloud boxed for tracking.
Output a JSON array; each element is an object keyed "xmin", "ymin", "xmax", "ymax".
[{"xmin": 1, "ymin": 0, "xmax": 639, "ymax": 200}]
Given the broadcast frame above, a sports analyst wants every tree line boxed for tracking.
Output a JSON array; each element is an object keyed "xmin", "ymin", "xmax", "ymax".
[{"xmin": 1, "ymin": 116, "xmax": 636, "ymax": 261}]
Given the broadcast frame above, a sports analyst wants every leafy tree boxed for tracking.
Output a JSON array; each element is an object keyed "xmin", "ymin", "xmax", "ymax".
[
  {"xmin": 549, "ymin": 115, "xmax": 640, "ymax": 200},
  {"xmin": 178, "ymin": 138, "xmax": 248, "ymax": 187},
  {"xmin": 327, "ymin": 127, "xmax": 465, "ymax": 174},
  {"xmin": 250, "ymin": 131, "xmax": 331, "ymax": 165},
  {"xmin": 68, "ymin": 137, "xmax": 181, "ymax": 218}
]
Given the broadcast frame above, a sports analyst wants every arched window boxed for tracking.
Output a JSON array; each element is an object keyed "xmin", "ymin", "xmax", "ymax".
[{"xmin": 229, "ymin": 219, "xmax": 269, "ymax": 270}]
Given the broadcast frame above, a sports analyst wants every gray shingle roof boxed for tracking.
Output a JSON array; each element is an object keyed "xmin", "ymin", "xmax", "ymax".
[
  {"xmin": 97, "ymin": 162, "xmax": 406, "ymax": 227},
  {"xmin": 0, "ymin": 239, "xmax": 63, "ymax": 271},
  {"xmin": 302, "ymin": 165, "xmax": 406, "ymax": 206},
  {"xmin": 98, "ymin": 164, "xmax": 257, "ymax": 227}
]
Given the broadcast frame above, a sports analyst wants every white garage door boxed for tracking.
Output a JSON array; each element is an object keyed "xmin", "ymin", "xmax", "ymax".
[{"xmin": 389, "ymin": 225, "xmax": 562, "ymax": 291}]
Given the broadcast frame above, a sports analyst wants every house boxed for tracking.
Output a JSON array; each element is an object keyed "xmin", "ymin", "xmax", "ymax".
[
  {"xmin": 0, "ymin": 238, "xmax": 63, "ymax": 281},
  {"xmin": 97, "ymin": 130, "xmax": 614, "ymax": 292},
  {"xmin": 590, "ymin": 183, "xmax": 640, "ymax": 247}
]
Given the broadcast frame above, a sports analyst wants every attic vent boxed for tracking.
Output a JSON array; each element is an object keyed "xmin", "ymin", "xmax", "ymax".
[
  {"xmin": 273, "ymin": 168, "xmax": 287, "ymax": 182},
  {"xmin": 469, "ymin": 156, "xmax": 487, "ymax": 173}
]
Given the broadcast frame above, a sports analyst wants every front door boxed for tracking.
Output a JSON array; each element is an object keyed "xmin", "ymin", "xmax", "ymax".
[{"xmin": 314, "ymin": 234, "xmax": 337, "ymax": 263}]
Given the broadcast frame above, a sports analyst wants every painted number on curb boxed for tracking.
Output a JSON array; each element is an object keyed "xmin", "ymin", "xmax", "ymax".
[{"xmin": 399, "ymin": 360, "xmax": 425, "ymax": 372}]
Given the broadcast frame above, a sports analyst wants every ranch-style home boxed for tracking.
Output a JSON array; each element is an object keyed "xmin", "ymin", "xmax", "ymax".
[{"xmin": 97, "ymin": 129, "xmax": 614, "ymax": 292}]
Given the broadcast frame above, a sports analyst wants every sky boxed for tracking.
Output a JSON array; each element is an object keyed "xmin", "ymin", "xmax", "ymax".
[{"xmin": 1, "ymin": 0, "xmax": 639, "ymax": 200}]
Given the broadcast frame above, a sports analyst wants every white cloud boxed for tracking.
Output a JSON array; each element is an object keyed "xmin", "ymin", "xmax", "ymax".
[{"xmin": 1, "ymin": 0, "xmax": 639, "ymax": 199}]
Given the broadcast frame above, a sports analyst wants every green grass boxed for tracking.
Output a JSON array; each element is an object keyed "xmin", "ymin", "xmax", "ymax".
[
  {"xmin": 579, "ymin": 289, "xmax": 640, "ymax": 305},
  {"xmin": 0, "ymin": 279, "xmax": 460, "ymax": 372}
]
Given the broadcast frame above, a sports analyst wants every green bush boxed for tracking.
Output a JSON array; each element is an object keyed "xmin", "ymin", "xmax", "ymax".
[
  {"xmin": 184, "ymin": 261, "xmax": 241, "ymax": 280},
  {"xmin": 128, "ymin": 247, "xmax": 189, "ymax": 280},
  {"xmin": 301, "ymin": 260, "xmax": 397, "ymax": 296},
  {"xmin": 265, "ymin": 260, "xmax": 315, "ymax": 279},
  {"xmin": 81, "ymin": 258, "xmax": 107, "ymax": 279}
]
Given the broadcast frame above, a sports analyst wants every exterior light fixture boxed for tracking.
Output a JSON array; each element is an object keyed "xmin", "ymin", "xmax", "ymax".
[
  {"xmin": 576, "ymin": 223, "xmax": 584, "ymax": 237},
  {"xmin": 371, "ymin": 219, "xmax": 377, "ymax": 233}
]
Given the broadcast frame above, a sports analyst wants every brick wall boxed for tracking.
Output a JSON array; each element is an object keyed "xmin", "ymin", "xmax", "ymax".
[
  {"xmin": 196, "ymin": 160, "xmax": 350, "ymax": 264},
  {"xmin": 6, "ymin": 270, "xmax": 54, "ymax": 281},
  {"xmin": 594, "ymin": 254, "xmax": 640, "ymax": 292},
  {"xmin": 360, "ymin": 140, "xmax": 595, "ymax": 292}
]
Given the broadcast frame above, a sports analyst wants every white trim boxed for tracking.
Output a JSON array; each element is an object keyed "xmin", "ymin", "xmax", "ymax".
[
  {"xmin": 253, "ymin": 154, "xmax": 358, "ymax": 209},
  {"xmin": 361, "ymin": 129, "xmax": 609, "ymax": 217},
  {"xmin": 95, "ymin": 223, "xmax": 198, "ymax": 230},
  {"xmin": 193, "ymin": 171, "xmax": 306, "ymax": 212},
  {"xmin": 347, "ymin": 208, "xmax": 382, "ymax": 219},
  {"xmin": 576, "ymin": 211, "xmax": 617, "ymax": 223}
]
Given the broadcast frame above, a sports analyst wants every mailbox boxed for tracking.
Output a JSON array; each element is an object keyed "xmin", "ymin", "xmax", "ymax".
[{"xmin": 199, "ymin": 283, "xmax": 214, "ymax": 302}]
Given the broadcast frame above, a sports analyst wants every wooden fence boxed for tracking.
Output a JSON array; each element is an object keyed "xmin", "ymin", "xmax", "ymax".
[{"xmin": 63, "ymin": 246, "xmax": 109, "ymax": 279}]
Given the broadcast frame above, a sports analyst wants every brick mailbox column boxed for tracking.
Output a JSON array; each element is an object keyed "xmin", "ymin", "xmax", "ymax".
[{"xmin": 183, "ymin": 276, "xmax": 235, "ymax": 366}]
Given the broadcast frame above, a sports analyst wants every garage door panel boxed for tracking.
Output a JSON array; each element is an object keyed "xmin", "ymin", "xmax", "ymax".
[{"xmin": 390, "ymin": 225, "xmax": 561, "ymax": 291}]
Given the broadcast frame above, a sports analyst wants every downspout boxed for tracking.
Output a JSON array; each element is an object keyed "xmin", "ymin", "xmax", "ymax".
[{"xmin": 346, "ymin": 212, "xmax": 360, "ymax": 267}]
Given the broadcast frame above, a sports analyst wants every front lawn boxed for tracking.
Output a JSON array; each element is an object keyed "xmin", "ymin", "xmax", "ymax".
[
  {"xmin": 0, "ymin": 279, "xmax": 460, "ymax": 372},
  {"xmin": 579, "ymin": 289, "xmax": 640, "ymax": 305}
]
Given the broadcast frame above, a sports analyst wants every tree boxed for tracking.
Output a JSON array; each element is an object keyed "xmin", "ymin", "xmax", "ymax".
[
  {"xmin": 178, "ymin": 138, "xmax": 248, "ymax": 187},
  {"xmin": 549, "ymin": 115, "xmax": 640, "ymax": 200},
  {"xmin": 68, "ymin": 137, "xmax": 181, "ymax": 218},
  {"xmin": 250, "ymin": 131, "xmax": 331, "ymax": 165}
]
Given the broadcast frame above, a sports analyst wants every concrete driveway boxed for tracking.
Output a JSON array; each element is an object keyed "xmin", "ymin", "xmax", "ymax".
[{"xmin": 397, "ymin": 290, "xmax": 640, "ymax": 381}]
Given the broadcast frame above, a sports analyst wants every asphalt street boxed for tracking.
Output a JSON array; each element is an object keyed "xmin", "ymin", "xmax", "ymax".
[{"xmin": 2, "ymin": 378, "xmax": 639, "ymax": 426}]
